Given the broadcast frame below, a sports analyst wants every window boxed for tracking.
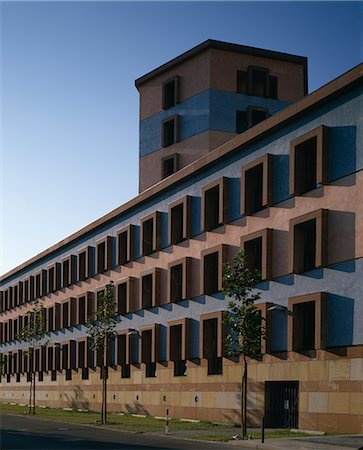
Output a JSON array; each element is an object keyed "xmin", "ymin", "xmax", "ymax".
[
  {"xmin": 162, "ymin": 76, "xmax": 180, "ymax": 110},
  {"xmin": 62, "ymin": 255, "xmax": 76, "ymax": 288},
  {"xmin": 288, "ymin": 293, "xmax": 327, "ymax": 353},
  {"xmin": 47, "ymin": 306, "xmax": 54, "ymax": 332},
  {"xmin": 62, "ymin": 301, "xmax": 70, "ymax": 329},
  {"xmin": 24, "ymin": 277, "xmax": 34, "ymax": 303},
  {"xmin": 34, "ymin": 270, "xmax": 47, "ymax": 299},
  {"xmin": 168, "ymin": 257, "xmax": 191, "ymax": 303},
  {"xmin": 162, "ymin": 115, "xmax": 179, "ymax": 147},
  {"xmin": 167, "ymin": 318, "xmax": 190, "ymax": 377},
  {"xmin": 237, "ymin": 70, "xmax": 248, "ymax": 94},
  {"xmin": 290, "ymin": 126, "xmax": 329, "ymax": 196},
  {"xmin": 141, "ymin": 324, "xmax": 161, "ymax": 378},
  {"xmin": 77, "ymin": 291, "xmax": 94, "ymax": 325},
  {"xmin": 48, "ymin": 263, "xmax": 61, "ymax": 293},
  {"xmin": 201, "ymin": 177, "xmax": 229, "ymax": 231},
  {"xmin": 255, "ymin": 302, "xmax": 273, "ymax": 355},
  {"xmin": 141, "ymin": 268, "xmax": 161, "ymax": 309},
  {"xmin": 117, "ymin": 277, "xmax": 137, "ymax": 315},
  {"xmin": 241, "ymin": 154, "xmax": 273, "ymax": 216},
  {"xmin": 237, "ymin": 66, "xmax": 278, "ymax": 99},
  {"xmin": 18, "ymin": 281, "xmax": 24, "ymax": 305},
  {"xmin": 241, "ymin": 229, "xmax": 273, "ymax": 281},
  {"xmin": 162, "ymin": 153, "xmax": 179, "ymax": 179},
  {"xmin": 289, "ymin": 209, "xmax": 328, "ymax": 274},
  {"xmin": 141, "ymin": 211, "xmax": 162, "ymax": 256},
  {"xmin": 168, "ymin": 196, "xmax": 192, "ymax": 245},
  {"xmin": 201, "ymin": 245, "xmax": 229, "ymax": 295},
  {"xmin": 248, "ymin": 107, "xmax": 268, "ymax": 128},
  {"xmin": 236, "ymin": 110, "xmax": 247, "ymax": 133},
  {"xmin": 96, "ymin": 236, "xmax": 113, "ymax": 274},
  {"xmin": 116, "ymin": 332, "xmax": 131, "ymax": 379},
  {"xmin": 78, "ymin": 246, "xmax": 94, "ymax": 281},
  {"xmin": 117, "ymin": 225, "xmax": 136, "ymax": 266},
  {"xmin": 249, "ymin": 67, "xmax": 269, "ymax": 97},
  {"xmin": 54, "ymin": 303, "xmax": 62, "ymax": 330},
  {"xmin": 200, "ymin": 312, "xmax": 224, "ymax": 375}
]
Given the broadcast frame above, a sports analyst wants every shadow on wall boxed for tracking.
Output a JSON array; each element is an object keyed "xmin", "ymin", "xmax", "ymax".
[
  {"xmin": 64, "ymin": 385, "xmax": 90, "ymax": 411},
  {"xmin": 124, "ymin": 400, "xmax": 149, "ymax": 416},
  {"xmin": 328, "ymin": 211, "xmax": 355, "ymax": 265},
  {"xmin": 328, "ymin": 126, "xmax": 356, "ymax": 182},
  {"xmin": 325, "ymin": 294, "xmax": 354, "ymax": 349}
]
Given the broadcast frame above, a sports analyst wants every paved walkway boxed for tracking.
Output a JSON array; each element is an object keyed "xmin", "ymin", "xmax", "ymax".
[{"xmin": 162, "ymin": 428, "xmax": 363, "ymax": 450}]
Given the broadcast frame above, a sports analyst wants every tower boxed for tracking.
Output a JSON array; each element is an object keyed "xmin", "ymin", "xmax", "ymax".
[{"xmin": 136, "ymin": 39, "xmax": 307, "ymax": 192}]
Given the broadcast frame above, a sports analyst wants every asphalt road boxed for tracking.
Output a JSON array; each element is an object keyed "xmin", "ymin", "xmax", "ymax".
[{"xmin": 0, "ymin": 414, "xmax": 240, "ymax": 450}]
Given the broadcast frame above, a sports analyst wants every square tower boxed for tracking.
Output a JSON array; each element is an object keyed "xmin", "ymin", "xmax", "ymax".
[{"xmin": 136, "ymin": 39, "xmax": 307, "ymax": 192}]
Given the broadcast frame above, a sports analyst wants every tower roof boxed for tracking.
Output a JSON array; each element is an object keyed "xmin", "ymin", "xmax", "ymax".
[{"xmin": 135, "ymin": 39, "xmax": 308, "ymax": 92}]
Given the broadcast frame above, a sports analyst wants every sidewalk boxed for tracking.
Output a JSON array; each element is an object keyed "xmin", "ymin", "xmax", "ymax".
[
  {"xmin": 221, "ymin": 434, "xmax": 363, "ymax": 450},
  {"xmin": 162, "ymin": 427, "xmax": 363, "ymax": 450}
]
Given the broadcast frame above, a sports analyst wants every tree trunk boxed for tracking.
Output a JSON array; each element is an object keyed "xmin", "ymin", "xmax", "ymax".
[
  {"xmin": 104, "ymin": 366, "xmax": 107, "ymax": 425},
  {"xmin": 32, "ymin": 370, "xmax": 36, "ymax": 414},
  {"xmin": 28, "ymin": 372, "xmax": 32, "ymax": 415},
  {"xmin": 101, "ymin": 365, "xmax": 105, "ymax": 424},
  {"xmin": 241, "ymin": 356, "xmax": 248, "ymax": 438}
]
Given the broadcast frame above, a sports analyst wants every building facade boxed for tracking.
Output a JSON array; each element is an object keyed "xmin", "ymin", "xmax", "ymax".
[{"xmin": 1, "ymin": 40, "xmax": 362, "ymax": 433}]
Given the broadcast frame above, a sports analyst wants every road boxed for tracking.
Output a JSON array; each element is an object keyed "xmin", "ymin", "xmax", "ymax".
[{"xmin": 0, "ymin": 414, "xmax": 240, "ymax": 450}]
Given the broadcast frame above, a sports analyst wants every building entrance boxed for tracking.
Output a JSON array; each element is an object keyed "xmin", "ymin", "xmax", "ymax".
[{"xmin": 265, "ymin": 381, "xmax": 299, "ymax": 428}]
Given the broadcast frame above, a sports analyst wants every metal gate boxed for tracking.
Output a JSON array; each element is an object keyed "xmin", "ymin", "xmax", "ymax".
[{"xmin": 265, "ymin": 381, "xmax": 299, "ymax": 428}]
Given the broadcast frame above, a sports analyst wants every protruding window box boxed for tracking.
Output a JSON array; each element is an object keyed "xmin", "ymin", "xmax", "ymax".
[
  {"xmin": 241, "ymin": 154, "xmax": 273, "ymax": 215},
  {"xmin": 240, "ymin": 228, "xmax": 273, "ymax": 281},
  {"xmin": 168, "ymin": 257, "xmax": 192, "ymax": 303},
  {"xmin": 201, "ymin": 245, "xmax": 229, "ymax": 295},
  {"xmin": 288, "ymin": 293, "xmax": 327, "ymax": 353},
  {"xmin": 201, "ymin": 177, "xmax": 229, "ymax": 231},
  {"xmin": 290, "ymin": 126, "xmax": 329, "ymax": 196},
  {"xmin": 168, "ymin": 196, "xmax": 192, "ymax": 245},
  {"xmin": 96, "ymin": 236, "xmax": 114, "ymax": 274},
  {"xmin": 200, "ymin": 311, "xmax": 225, "ymax": 375},
  {"xmin": 117, "ymin": 225, "xmax": 136, "ymax": 266},
  {"xmin": 140, "ymin": 268, "xmax": 162, "ymax": 309},
  {"xmin": 141, "ymin": 211, "xmax": 162, "ymax": 256},
  {"xmin": 289, "ymin": 209, "xmax": 328, "ymax": 274}
]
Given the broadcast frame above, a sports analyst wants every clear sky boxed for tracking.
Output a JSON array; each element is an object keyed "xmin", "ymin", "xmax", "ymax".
[{"xmin": 1, "ymin": 1, "xmax": 362, "ymax": 276}]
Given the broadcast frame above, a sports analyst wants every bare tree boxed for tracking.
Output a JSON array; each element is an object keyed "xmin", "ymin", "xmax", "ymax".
[
  {"xmin": 223, "ymin": 250, "xmax": 264, "ymax": 438},
  {"xmin": 85, "ymin": 282, "xmax": 116, "ymax": 424}
]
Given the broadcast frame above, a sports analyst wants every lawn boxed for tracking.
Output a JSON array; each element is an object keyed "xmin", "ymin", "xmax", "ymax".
[{"xmin": 0, "ymin": 402, "xmax": 233, "ymax": 434}]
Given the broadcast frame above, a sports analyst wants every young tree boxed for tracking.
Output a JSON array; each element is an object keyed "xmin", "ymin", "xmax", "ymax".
[
  {"xmin": 85, "ymin": 281, "xmax": 116, "ymax": 424},
  {"xmin": 17, "ymin": 300, "xmax": 47, "ymax": 414},
  {"xmin": 223, "ymin": 250, "xmax": 264, "ymax": 438}
]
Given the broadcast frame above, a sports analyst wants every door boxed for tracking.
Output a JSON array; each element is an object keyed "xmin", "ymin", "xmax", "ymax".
[{"xmin": 265, "ymin": 381, "xmax": 299, "ymax": 428}]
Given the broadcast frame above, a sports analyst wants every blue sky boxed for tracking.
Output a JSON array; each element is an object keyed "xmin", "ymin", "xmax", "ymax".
[{"xmin": 1, "ymin": 1, "xmax": 362, "ymax": 276}]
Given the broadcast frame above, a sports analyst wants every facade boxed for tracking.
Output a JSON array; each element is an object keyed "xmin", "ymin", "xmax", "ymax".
[{"xmin": 1, "ymin": 40, "xmax": 362, "ymax": 433}]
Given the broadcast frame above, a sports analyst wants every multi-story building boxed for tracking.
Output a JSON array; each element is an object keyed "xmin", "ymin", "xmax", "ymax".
[{"xmin": 1, "ymin": 40, "xmax": 362, "ymax": 433}]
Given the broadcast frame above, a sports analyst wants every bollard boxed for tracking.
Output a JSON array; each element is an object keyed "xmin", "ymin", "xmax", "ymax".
[
  {"xmin": 261, "ymin": 415, "xmax": 265, "ymax": 444},
  {"xmin": 165, "ymin": 408, "xmax": 169, "ymax": 435}
]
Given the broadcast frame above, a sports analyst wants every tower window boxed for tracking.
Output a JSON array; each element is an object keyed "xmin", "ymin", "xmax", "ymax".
[
  {"xmin": 236, "ymin": 110, "xmax": 247, "ymax": 133},
  {"xmin": 237, "ymin": 70, "xmax": 248, "ymax": 94},
  {"xmin": 162, "ymin": 153, "xmax": 179, "ymax": 179},
  {"xmin": 162, "ymin": 76, "xmax": 180, "ymax": 110},
  {"xmin": 249, "ymin": 67, "xmax": 269, "ymax": 97},
  {"xmin": 162, "ymin": 115, "xmax": 179, "ymax": 147},
  {"xmin": 248, "ymin": 107, "xmax": 268, "ymax": 128}
]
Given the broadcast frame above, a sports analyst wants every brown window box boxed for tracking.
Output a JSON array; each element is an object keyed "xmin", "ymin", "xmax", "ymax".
[{"xmin": 201, "ymin": 177, "xmax": 229, "ymax": 231}]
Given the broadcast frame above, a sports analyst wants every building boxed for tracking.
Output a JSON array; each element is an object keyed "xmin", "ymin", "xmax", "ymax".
[{"xmin": 1, "ymin": 40, "xmax": 362, "ymax": 433}]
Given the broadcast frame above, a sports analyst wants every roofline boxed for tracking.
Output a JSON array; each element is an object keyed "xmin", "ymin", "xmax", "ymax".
[
  {"xmin": 135, "ymin": 39, "xmax": 308, "ymax": 94},
  {"xmin": 1, "ymin": 63, "xmax": 362, "ymax": 283}
]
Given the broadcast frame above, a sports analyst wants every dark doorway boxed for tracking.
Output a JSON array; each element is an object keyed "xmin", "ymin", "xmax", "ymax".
[{"xmin": 265, "ymin": 381, "xmax": 299, "ymax": 428}]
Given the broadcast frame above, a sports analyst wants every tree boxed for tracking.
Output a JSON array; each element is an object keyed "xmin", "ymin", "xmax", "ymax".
[
  {"xmin": 16, "ymin": 300, "xmax": 47, "ymax": 414},
  {"xmin": 85, "ymin": 281, "xmax": 116, "ymax": 424},
  {"xmin": 223, "ymin": 250, "xmax": 264, "ymax": 438}
]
